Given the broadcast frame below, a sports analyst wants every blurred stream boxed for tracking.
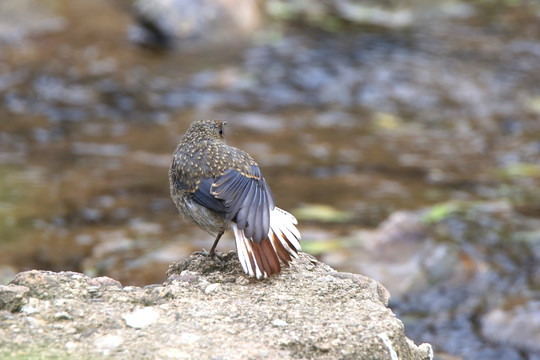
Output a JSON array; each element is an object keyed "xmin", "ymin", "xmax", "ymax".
[{"xmin": 1, "ymin": 1, "xmax": 540, "ymax": 359}]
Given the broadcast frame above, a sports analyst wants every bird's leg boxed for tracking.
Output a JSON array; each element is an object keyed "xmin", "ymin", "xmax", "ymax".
[
  {"xmin": 195, "ymin": 231, "xmax": 225, "ymax": 265},
  {"xmin": 208, "ymin": 231, "xmax": 224, "ymax": 257},
  {"xmin": 194, "ymin": 231, "xmax": 225, "ymax": 266}
]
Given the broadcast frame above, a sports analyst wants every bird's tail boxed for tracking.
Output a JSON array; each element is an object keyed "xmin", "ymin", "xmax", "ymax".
[{"xmin": 232, "ymin": 207, "xmax": 301, "ymax": 279}]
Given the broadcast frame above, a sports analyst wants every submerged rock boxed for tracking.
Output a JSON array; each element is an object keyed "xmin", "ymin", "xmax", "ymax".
[
  {"xmin": 0, "ymin": 253, "xmax": 432, "ymax": 360},
  {"xmin": 481, "ymin": 298, "xmax": 540, "ymax": 353},
  {"xmin": 130, "ymin": 0, "xmax": 260, "ymax": 50},
  {"xmin": 264, "ymin": 0, "xmax": 475, "ymax": 29},
  {"xmin": 0, "ymin": 0, "xmax": 66, "ymax": 44}
]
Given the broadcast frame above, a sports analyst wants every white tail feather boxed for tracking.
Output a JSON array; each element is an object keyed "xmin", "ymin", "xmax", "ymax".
[
  {"xmin": 232, "ymin": 223, "xmax": 262, "ymax": 278},
  {"xmin": 269, "ymin": 207, "xmax": 301, "ymax": 254},
  {"xmin": 233, "ymin": 207, "xmax": 301, "ymax": 279}
]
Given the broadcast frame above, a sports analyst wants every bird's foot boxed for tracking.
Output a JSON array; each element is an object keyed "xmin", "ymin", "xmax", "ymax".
[
  {"xmin": 193, "ymin": 249, "xmax": 224, "ymax": 266},
  {"xmin": 193, "ymin": 248, "xmax": 210, "ymax": 257}
]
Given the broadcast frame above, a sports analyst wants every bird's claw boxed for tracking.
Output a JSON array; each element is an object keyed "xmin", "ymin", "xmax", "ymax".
[
  {"xmin": 193, "ymin": 249, "xmax": 210, "ymax": 257},
  {"xmin": 194, "ymin": 249, "xmax": 224, "ymax": 266}
]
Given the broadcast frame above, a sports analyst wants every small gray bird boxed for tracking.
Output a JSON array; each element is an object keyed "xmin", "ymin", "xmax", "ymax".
[{"xmin": 169, "ymin": 119, "xmax": 301, "ymax": 279}]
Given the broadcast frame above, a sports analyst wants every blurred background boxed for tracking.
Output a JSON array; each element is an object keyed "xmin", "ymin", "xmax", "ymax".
[{"xmin": 0, "ymin": 0, "xmax": 540, "ymax": 359}]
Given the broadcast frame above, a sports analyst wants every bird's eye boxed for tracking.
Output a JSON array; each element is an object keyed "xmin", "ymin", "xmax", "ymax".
[{"xmin": 219, "ymin": 129, "xmax": 223, "ymax": 136}]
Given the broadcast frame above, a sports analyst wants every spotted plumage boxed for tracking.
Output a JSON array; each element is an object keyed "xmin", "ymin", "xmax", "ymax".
[{"xmin": 169, "ymin": 119, "xmax": 301, "ymax": 279}]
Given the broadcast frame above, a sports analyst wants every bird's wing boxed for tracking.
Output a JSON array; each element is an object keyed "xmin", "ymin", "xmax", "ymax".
[
  {"xmin": 191, "ymin": 164, "xmax": 275, "ymax": 243},
  {"xmin": 191, "ymin": 177, "xmax": 227, "ymax": 215}
]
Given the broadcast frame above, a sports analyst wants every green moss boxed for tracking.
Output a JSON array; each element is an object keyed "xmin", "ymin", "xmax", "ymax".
[
  {"xmin": 422, "ymin": 201, "xmax": 462, "ymax": 224},
  {"xmin": 293, "ymin": 204, "xmax": 353, "ymax": 223},
  {"xmin": 495, "ymin": 163, "xmax": 540, "ymax": 179}
]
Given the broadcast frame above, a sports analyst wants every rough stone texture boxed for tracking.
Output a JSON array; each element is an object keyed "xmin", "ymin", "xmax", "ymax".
[
  {"xmin": 0, "ymin": 284, "xmax": 29, "ymax": 312},
  {"xmin": 0, "ymin": 252, "xmax": 432, "ymax": 360}
]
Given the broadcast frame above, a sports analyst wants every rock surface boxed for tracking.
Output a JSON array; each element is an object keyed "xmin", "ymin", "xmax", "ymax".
[{"xmin": 0, "ymin": 252, "xmax": 432, "ymax": 359}]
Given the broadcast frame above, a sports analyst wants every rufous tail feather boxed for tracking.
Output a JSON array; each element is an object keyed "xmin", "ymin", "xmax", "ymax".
[{"xmin": 233, "ymin": 207, "xmax": 301, "ymax": 279}]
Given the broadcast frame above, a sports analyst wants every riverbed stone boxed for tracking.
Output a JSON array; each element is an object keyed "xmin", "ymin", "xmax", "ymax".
[{"xmin": 481, "ymin": 298, "xmax": 540, "ymax": 353}]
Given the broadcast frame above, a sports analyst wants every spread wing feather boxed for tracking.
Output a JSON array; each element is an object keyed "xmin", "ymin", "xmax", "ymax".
[{"xmin": 191, "ymin": 165, "xmax": 274, "ymax": 244}]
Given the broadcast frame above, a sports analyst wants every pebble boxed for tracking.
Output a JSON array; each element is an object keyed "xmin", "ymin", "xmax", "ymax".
[
  {"xmin": 272, "ymin": 319, "xmax": 288, "ymax": 327},
  {"xmin": 94, "ymin": 334, "xmax": 124, "ymax": 354},
  {"xmin": 204, "ymin": 283, "xmax": 221, "ymax": 294},
  {"xmin": 54, "ymin": 311, "xmax": 73, "ymax": 321},
  {"xmin": 122, "ymin": 307, "xmax": 159, "ymax": 329},
  {"xmin": 86, "ymin": 286, "xmax": 100, "ymax": 295}
]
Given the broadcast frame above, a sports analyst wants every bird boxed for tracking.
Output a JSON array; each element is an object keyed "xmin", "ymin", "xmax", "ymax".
[{"xmin": 168, "ymin": 119, "xmax": 301, "ymax": 279}]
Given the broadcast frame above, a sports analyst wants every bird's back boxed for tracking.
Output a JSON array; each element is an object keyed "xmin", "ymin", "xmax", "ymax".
[{"xmin": 170, "ymin": 138, "xmax": 258, "ymax": 194}]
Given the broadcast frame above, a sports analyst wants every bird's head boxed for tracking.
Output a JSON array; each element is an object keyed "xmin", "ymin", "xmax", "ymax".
[{"xmin": 183, "ymin": 119, "xmax": 226, "ymax": 142}]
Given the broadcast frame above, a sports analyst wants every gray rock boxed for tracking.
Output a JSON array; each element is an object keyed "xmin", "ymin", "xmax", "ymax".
[
  {"xmin": 0, "ymin": 253, "xmax": 432, "ymax": 359},
  {"xmin": 0, "ymin": 284, "xmax": 29, "ymax": 312},
  {"xmin": 322, "ymin": 211, "xmax": 466, "ymax": 298}
]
